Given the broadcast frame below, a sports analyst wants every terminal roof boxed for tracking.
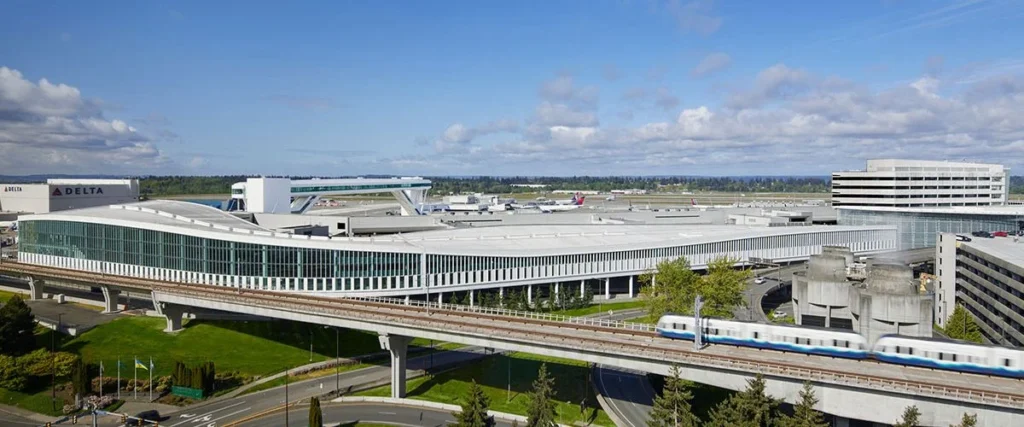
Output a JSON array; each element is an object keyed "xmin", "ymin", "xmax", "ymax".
[{"xmin": 26, "ymin": 200, "xmax": 894, "ymax": 256}]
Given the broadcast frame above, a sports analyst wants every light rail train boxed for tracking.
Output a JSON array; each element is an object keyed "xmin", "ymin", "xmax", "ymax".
[{"xmin": 656, "ymin": 314, "xmax": 1024, "ymax": 379}]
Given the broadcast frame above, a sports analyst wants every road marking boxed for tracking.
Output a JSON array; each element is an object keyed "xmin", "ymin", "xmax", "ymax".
[
  {"xmin": 169, "ymin": 401, "xmax": 246, "ymax": 427},
  {"xmin": 598, "ymin": 365, "xmax": 638, "ymax": 427},
  {"xmin": 202, "ymin": 406, "xmax": 252, "ymax": 427},
  {"xmin": 378, "ymin": 411, "xmax": 397, "ymax": 415}
]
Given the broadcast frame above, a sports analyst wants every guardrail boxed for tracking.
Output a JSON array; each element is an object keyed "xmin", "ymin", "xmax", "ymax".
[{"xmin": 351, "ymin": 295, "xmax": 656, "ymax": 332}]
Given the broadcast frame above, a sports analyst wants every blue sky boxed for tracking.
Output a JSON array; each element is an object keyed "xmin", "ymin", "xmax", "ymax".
[{"xmin": 2, "ymin": 0, "xmax": 1024, "ymax": 176}]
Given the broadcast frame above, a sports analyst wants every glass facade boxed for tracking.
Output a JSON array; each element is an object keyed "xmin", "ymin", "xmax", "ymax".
[
  {"xmin": 17, "ymin": 219, "xmax": 897, "ymax": 295},
  {"xmin": 839, "ymin": 209, "xmax": 1024, "ymax": 250}
]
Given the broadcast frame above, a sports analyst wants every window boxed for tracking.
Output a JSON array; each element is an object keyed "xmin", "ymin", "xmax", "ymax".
[{"xmin": 753, "ymin": 332, "xmax": 760, "ymax": 340}]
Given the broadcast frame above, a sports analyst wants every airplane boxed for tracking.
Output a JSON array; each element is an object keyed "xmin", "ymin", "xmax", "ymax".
[{"xmin": 539, "ymin": 193, "xmax": 585, "ymax": 212}]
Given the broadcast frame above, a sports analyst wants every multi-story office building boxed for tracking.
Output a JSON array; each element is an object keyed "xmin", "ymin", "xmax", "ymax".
[
  {"xmin": 832, "ymin": 159, "xmax": 1009, "ymax": 208},
  {"xmin": 835, "ymin": 160, "xmax": 1022, "ymax": 250},
  {"xmin": 935, "ymin": 233, "xmax": 1024, "ymax": 347}
]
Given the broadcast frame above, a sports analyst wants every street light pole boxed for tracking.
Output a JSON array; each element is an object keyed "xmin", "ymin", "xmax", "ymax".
[
  {"xmin": 309, "ymin": 329, "xmax": 313, "ymax": 362},
  {"xmin": 51, "ymin": 313, "xmax": 62, "ymax": 411},
  {"xmin": 335, "ymin": 327, "xmax": 340, "ymax": 394}
]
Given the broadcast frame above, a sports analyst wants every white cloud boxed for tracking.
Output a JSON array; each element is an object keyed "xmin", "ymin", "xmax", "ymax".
[
  {"xmin": 0, "ymin": 66, "xmax": 169, "ymax": 174},
  {"xmin": 534, "ymin": 102, "xmax": 599, "ymax": 128},
  {"xmin": 539, "ymin": 74, "xmax": 599, "ymax": 109},
  {"xmin": 411, "ymin": 62, "xmax": 1024, "ymax": 174},
  {"xmin": 665, "ymin": 0, "xmax": 723, "ymax": 36},
  {"xmin": 727, "ymin": 63, "xmax": 812, "ymax": 108},
  {"xmin": 691, "ymin": 52, "xmax": 732, "ymax": 77}
]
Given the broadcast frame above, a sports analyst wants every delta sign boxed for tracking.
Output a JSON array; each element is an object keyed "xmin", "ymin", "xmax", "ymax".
[{"xmin": 51, "ymin": 187, "xmax": 106, "ymax": 197}]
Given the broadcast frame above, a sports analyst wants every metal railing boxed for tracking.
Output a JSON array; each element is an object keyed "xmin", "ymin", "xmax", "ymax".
[{"xmin": 351, "ymin": 295, "xmax": 656, "ymax": 332}]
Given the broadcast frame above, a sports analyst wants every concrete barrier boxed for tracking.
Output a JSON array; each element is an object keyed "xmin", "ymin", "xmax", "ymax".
[{"xmin": 331, "ymin": 396, "xmax": 579, "ymax": 427}]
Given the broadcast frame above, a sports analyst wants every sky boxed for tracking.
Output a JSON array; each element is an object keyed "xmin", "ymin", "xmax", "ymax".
[{"xmin": 2, "ymin": 0, "xmax": 1024, "ymax": 177}]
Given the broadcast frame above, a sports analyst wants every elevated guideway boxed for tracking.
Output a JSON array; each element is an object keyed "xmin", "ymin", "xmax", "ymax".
[{"xmin": 2, "ymin": 261, "xmax": 1022, "ymax": 426}]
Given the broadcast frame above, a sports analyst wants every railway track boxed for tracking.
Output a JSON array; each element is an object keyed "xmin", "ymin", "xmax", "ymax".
[{"xmin": 3, "ymin": 260, "xmax": 1024, "ymax": 410}]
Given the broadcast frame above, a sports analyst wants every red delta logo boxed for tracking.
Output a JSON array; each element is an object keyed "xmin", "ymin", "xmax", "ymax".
[{"xmin": 51, "ymin": 187, "xmax": 104, "ymax": 197}]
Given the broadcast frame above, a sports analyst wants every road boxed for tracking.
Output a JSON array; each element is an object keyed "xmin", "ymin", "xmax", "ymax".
[
  {"xmin": 241, "ymin": 402, "xmax": 519, "ymax": 427},
  {"xmin": 593, "ymin": 365, "xmax": 656, "ymax": 427},
  {"xmin": 161, "ymin": 346, "xmax": 496, "ymax": 427}
]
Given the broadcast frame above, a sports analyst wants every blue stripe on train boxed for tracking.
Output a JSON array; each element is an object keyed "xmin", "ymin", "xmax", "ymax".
[
  {"xmin": 657, "ymin": 329, "xmax": 869, "ymax": 360},
  {"xmin": 657, "ymin": 328, "xmax": 1024, "ymax": 378},
  {"xmin": 873, "ymin": 353, "xmax": 1024, "ymax": 379}
]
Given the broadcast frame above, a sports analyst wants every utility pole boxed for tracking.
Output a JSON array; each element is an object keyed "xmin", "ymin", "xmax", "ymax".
[
  {"xmin": 335, "ymin": 327, "xmax": 340, "ymax": 394},
  {"xmin": 285, "ymin": 370, "xmax": 290, "ymax": 427},
  {"xmin": 694, "ymin": 295, "xmax": 704, "ymax": 351}
]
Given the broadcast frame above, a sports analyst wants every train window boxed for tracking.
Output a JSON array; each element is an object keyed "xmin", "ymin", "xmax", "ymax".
[
  {"xmin": 1005, "ymin": 359, "xmax": 1012, "ymax": 368},
  {"xmin": 952, "ymin": 354, "xmax": 958, "ymax": 362},
  {"xmin": 753, "ymin": 332, "xmax": 760, "ymax": 340},
  {"xmin": 896, "ymin": 346, "xmax": 902, "ymax": 354}
]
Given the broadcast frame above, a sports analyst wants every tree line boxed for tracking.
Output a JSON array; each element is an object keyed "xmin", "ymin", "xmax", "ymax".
[{"xmin": 131, "ymin": 175, "xmax": 840, "ymax": 197}]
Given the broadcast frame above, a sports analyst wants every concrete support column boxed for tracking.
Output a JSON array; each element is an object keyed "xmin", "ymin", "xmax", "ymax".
[
  {"xmin": 404, "ymin": 295, "xmax": 410, "ymax": 305},
  {"xmin": 26, "ymin": 277, "xmax": 44, "ymax": 300},
  {"xmin": 438, "ymin": 292, "xmax": 443, "ymax": 305},
  {"xmin": 499, "ymin": 287, "xmax": 504, "ymax": 305},
  {"xmin": 628, "ymin": 276, "xmax": 634, "ymax": 298},
  {"xmin": 378, "ymin": 334, "xmax": 414, "ymax": 398},
  {"xmin": 527, "ymin": 285, "xmax": 533, "ymax": 306},
  {"xmin": 469, "ymin": 290, "xmax": 475, "ymax": 307},
  {"xmin": 157, "ymin": 303, "xmax": 185, "ymax": 333},
  {"xmin": 652, "ymin": 274, "xmax": 656, "ymax": 289},
  {"xmin": 580, "ymin": 280, "xmax": 585, "ymax": 298},
  {"xmin": 604, "ymin": 278, "xmax": 610, "ymax": 300},
  {"xmin": 554, "ymin": 283, "xmax": 559, "ymax": 300},
  {"xmin": 100, "ymin": 286, "xmax": 120, "ymax": 314}
]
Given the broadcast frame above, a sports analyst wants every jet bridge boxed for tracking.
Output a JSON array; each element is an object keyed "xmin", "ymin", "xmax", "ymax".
[{"xmin": 228, "ymin": 177, "xmax": 431, "ymax": 215}]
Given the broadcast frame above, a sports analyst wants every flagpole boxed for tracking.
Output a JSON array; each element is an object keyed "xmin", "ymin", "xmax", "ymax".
[
  {"xmin": 117, "ymin": 357, "xmax": 121, "ymax": 400},
  {"xmin": 133, "ymin": 356, "xmax": 137, "ymax": 401},
  {"xmin": 149, "ymin": 357, "xmax": 153, "ymax": 402}
]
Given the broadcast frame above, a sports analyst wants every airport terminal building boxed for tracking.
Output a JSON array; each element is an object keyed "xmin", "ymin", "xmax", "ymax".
[
  {"xmin": 0, "ymin": 179, "xmax": 140, "ymax": 214},
  {"xmin": 15, "ymin": 200, "xmax": 899, "ymax": 298}
]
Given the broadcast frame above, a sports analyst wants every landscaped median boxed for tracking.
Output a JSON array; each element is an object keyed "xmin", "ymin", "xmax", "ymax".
[{"xmin": 355, "ymin": 352, "xmax": 615, "ymax": 426}]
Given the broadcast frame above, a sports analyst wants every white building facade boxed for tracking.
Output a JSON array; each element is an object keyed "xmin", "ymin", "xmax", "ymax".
[
  {"xmin": 15, "ymin": 201, "xmax": 899, "ymax": 298},
  {"xmin": 0, "ymin": 179, "xmax": 140, "ymax": 214},
  {"xmin": 832, "ymin": 159, "xmax": 1009, "ymax": 208}
]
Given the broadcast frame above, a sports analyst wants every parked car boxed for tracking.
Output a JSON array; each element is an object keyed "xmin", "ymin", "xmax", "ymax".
[
  {"xmin": 971, "ymin": 231, "xmax": 992, "ymax": 238},
  {"xmin": 993, "ymin": 231, "xmax": 1009, "ymax": 237},
  {"xmin": 135, "ymin": 410, "xmax": 161, "ymax": 422},
  {"xmin": 955, "ymin": 235, "xmax": 972, "ymax": 242}
]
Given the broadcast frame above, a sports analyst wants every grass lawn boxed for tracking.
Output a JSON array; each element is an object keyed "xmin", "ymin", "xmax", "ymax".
[
  {"xmin": 357, "ymin": 352, "xmax": 614, "ymax": 426},
  {"xmin": 548, "ymin": 300, "xmax": 645, "ymax": 317},
  {"xmin": 0, "ymin": 289, "xmax": 28, "ymax": 301},
  {"xmin": 64, "ymin": 317, "xmax": 406, "ymax": 378}
]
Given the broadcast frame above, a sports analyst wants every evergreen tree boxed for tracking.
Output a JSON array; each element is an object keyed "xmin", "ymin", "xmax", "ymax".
[
  {"xmin": 647, "ymin": 365, "xmax": 698, "ymax": 427},
  {"xmin": 308, "ymin": 396, "xmax": 323, "ymax": 427},
  {"xmin": 449, "ymin": 293, "xmax": 459, "ymax": 306},
  {"xmin": 944, "ymin": 305, "xmax": 984, "ymax": 343},
  {"xmin": 525, "ymin": 363, "xmax": 558, "ymax": 427},
  {"xmin": 775, "ymin": 382, "xmax": 826, "ymax": 427},
  {"xmin": 950, "ymin": 413, "xmax": 977, "ymax": 427},
  {"xmin": 893, "ymin": 405, "xmax": 921, "ymax": 427},
  {"xmin": 0, "ymin": 295, "xmax": 36, "ymax": 356},
  {"xmin": 707, "ymin": 374, "xmax": 779, "ymax": 427},
  {"xmin": 454, "ymin": 380, "xmax": 494, "ymax": 427},
  {"xmin": 71, "ymin": 358, "xmax": 90, "ymax": 404}
]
